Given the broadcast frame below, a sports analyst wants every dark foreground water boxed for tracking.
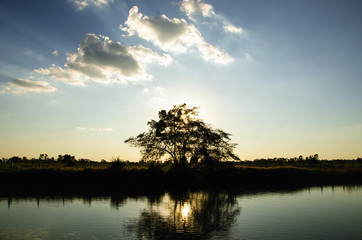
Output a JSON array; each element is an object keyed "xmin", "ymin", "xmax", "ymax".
[{"xmin": 1, "ymin": 185, "xmax": 361, "ymax": 239}]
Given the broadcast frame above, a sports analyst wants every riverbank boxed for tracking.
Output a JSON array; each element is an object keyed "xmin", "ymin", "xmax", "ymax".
[{"xmin": 1, "ymin": 166, "xmax": 361, "ymax": 196}]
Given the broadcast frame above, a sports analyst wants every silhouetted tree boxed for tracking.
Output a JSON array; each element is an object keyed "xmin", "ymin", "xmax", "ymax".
[
  {"xmin": 8, "ymin": 156, "xmax": 21, "ymax": 168},
  {"xmin": 38, "ymin": 153, "xmax": 49, "ymax": 168},
  {"xmin": 356, "ymin": 158, "xmax": 362, "ymax": 168},
  {"xmin": 57, "ymin": 155, "xmax": 63, "ymax": 162},
  {"xmin": 39, "ymin": 153, "xmax": 48, "ymax": 161},
  {"xmin": 58, "ymin": 154, "xmax": 75, "ymax": 167},
  {"xmin": 110, "ymin": 157, "xmax": 126, "ymax": 169},
  {"xmin": 125, "ymin": 104, "xmax": 239, "ymax": 168},
  {"xmin": 306, "ymin": 154, "xmax": 319, "ymax": 165},
  {"xmin": 9, "ymin": 156, "xmax": 22, "ymax": 163}
]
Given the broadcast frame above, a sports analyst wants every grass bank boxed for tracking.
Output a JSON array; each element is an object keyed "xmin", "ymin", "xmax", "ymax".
[{"xmin": 1, "ymin": 165, "xmax": 361, "ymax": 195}]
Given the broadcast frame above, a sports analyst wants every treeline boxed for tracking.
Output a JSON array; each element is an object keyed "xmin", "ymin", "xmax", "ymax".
[
  {"xmin": 0, "ymin": 154, "xmax": 149, "ymax": 171},
  {"xmin": 1, "ymin": 154, "xmax": 361, "ymax": 195},
  {"xmin": 237, "ymin": 154, "xmax": 362, "ymax": 168},
  {"xmin": 2, "ymin": 154, "xmax": 93, "ymax": 164},
  {"xmin": 1, "ymin": 154, "xmax": 109, "ymax": 169},
  {"xmin": 1, "ymin": 154, "xmax": 362, "ymax": 171}
]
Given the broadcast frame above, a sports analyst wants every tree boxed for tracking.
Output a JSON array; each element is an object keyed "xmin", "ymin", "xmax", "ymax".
[
  {"xmin": 39, "ymin": 153, "xmax": 48, "ymax": 161},
  {"xmin": 125, "ymin": 104, "xmax": 239, "ymax": 167},
  {"xmin": 357, "ymin": 158, "xmax": 362, "ymax": 167},
  {"xmin": 58, "ymin": 154, "xmax": 75, "ymax": 167}
]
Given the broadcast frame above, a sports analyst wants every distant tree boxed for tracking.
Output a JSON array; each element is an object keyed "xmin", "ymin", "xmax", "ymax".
[
  {"xmin": 125, "ymin": 104, "xmax": 239, "ymax": 168},
  {"xmin": 306, "ymin": 154, "xmax": 319, "ymax": 164},
  {"xmin": 357, "ymin": 158, "xmax": 362, "ymax": 167},
  {"xmin": 39, "ymin": 154, "xmax": 48, "ymax": 161},
  {"xmin": 110, "ymin": 157, "xmax": 126, "ymax": 169},
  {"xmin": 63, "ymin": 154, "xmax": 75, "ymax": 162},
  {"xmin": 9, "ymin": 156, "xmax": 22, "ymax": 163},
  {"xmin": 9, "ymin": 156, "xmax": 22, "ymax": 168},
  {"xmin": 57, "ymin": 155, "xmax": 63, "ymax": 162},
  {"xmin": 58, "ymin": 154, "xmax": 76, "ymax": 167},
  {"xmin": 78, "ymin": 158, "xmax": 90, "ymax": 163}
]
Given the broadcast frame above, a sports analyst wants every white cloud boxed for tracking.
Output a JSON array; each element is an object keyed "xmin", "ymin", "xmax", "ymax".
[
  {"xmin": 224, "ymin": 24, "xmax": 243, "ymax": 33},
  {"xmin": 35, "ymin": 34, "xmax": 172, "ymax": 85},
  {"xmin": 153, "ymin": 86, "xmax": 163, "ymax": 92},
  {"xmin": 24, "ymin": 49, "xmax": 45, "ymax": 61},
  {"xmin": 152, "ymin": 97, "xmax": 165, "ymax": 103},
  {"xmin": 244, "ymin": 53, "xmax": 253, "ymax": 62},
  {"xmin": 5, "ymin": 78, "xmax": 56, "ymax": 93},
  {"xmin": 77, "ymin": 126, "xmax": 113, "ymax": 131},
  {"xmin": 52, "ymin": 50, "xmax": 59, "ymax": 56},
  {"xmin": 70, "ymin": 0, "xmax": 113, "ymax": 11},
  {"xmin": 121, "ymin": 6, "xmax": 233, "ymax": 64},
  {"xmin": 35, "ymin": 64, "xmax": 85, "ymax": 85},
  {"xmin": 121, "ymin": 7, "xmax": 190, "ymax": 52},
  {"xmin": 180, "ymin": 0, "xmax": 243, "ymax": 35},
  {"xmin": 142, "ymin": 85, "xmax": 166, "ymax": 104},
  {"xmin": 180, "ymin": 0, "xmax": 215, "ymax": 21}
]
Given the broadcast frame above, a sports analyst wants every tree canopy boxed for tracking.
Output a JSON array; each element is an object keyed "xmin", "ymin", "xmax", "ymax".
[{"xmin": 125, "ymin": 104, "xmax": 239, "ymax": 167}]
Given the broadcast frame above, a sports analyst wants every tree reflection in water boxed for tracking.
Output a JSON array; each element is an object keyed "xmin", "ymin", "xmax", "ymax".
[{"xmin": 126, "ymin": 191, "xmax": 240, "ymax": 239}]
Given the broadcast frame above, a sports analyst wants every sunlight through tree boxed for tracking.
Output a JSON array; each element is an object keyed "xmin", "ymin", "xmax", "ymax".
[{"xmin": 125, "ymin": 104, "xmax": 239, "ymax": 168}]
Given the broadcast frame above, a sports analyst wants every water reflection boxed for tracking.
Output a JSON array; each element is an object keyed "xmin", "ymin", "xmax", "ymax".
[
  {"xmin": 127, "ymin": 191, "xmax": 240, "ymax": 239},
  {"xmin": 2, "ymin": 186, "xmax": 362, "ymax": 240},
  {"xmin": 181, "ymin": 202, "xmax": 190, "ymax": 219},
  {"xmin": 6, "ymin": 196, "xmax": 103, "ymax": 209}
]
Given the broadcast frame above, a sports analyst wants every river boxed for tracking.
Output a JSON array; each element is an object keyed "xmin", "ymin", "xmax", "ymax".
[{"xmin": 1, "ymin": 185, "xmax": 361, "ymax": 239}]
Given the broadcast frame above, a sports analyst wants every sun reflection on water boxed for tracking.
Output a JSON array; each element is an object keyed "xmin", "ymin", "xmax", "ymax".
[{"xmin": 181, "ymin": 202, "xmax": 190, "ymax": 219}]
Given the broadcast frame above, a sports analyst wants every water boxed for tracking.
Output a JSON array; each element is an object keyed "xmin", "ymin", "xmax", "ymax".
[{"xmin": 1, "ymin": 186, "xmax": 361, "ymax": 239}]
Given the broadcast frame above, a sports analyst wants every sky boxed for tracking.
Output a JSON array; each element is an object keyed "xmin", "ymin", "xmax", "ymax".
[{"xmin": 0, "ymin": 0, "xmax": 361, "ymax": 161}]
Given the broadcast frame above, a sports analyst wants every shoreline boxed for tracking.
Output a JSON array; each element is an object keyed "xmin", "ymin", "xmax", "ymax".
[{"xmin": 1, "ymin": 167, "xmax": 361, "ymax": 196}]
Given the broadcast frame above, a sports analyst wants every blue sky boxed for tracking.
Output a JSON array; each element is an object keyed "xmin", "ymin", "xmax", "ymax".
[{"xmin": 0, "ymin": 0, "xmax": 361, "ymax": 161}]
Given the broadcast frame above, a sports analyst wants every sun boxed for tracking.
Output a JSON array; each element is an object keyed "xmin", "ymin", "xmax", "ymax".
[{"xmin": 180, "ymin": 113, "xmax": 188, "ymax": 123}]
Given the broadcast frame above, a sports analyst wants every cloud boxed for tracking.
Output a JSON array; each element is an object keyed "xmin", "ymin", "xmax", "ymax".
[
  {"xmin": 142, "ymin": 85, "xmax": 166, "ymax": 103},
  {"xmin": 76, "ymin": 126, "xmax": 113, "ymax": 131},
  {"xmin": 70, "ymin": 0, "xmax": 113, "ymax": 11},
  {"xmin": 6, "ymin": 78, "xmax": 56, "ymax": 93},
  {"xmin": 35, "ymin": 33, "xmax": 172, "ymax": 85},
  {"xmin": 24, "ymin": 49, "xmax": 45, "ymax": 61},
  {"xmin": 180, "ymin": 0, "xmax": 243, "ymax": 34},
  {"xmin": 180, "ymin": 0, "xmax": 215, "ymax": 20},
  {"xmin": 35, "ymin": 64, "xmax": 84, "ymax": 85},
  {"xmin": 121, "ymin": 6, "xmax": 233, "ymax": 64},
  {"xmin": 151, "ymin": 97, "xmax": 165, "ymax": 103},
  {"xmin": 52, "ymin": 50, "xmax": 59, "ymax": 56},
  {"xmin": 224, "ymin": 24, "xmax": 243, "ymax": 34},
  {"xmin": 243, "ymin": 53, "xmax": 253, "ymax": 62}
]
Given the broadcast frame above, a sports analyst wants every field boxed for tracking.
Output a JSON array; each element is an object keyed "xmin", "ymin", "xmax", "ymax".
[{"xmin": 1, "ymin": 160, "xmax": 361, "ymax": 196}]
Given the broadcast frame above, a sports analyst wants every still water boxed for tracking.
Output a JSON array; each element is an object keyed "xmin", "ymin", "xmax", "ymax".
[{"xmin": 1, "ymin": 186, "xmax": 361, "ymax": 239}]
